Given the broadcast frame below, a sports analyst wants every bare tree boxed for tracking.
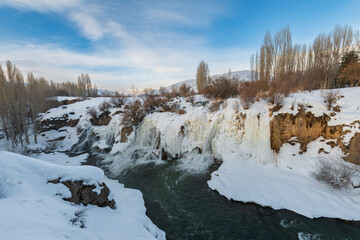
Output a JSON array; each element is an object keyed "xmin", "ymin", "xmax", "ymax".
[{"xmin": 196, "ymin": 61, "xmax": 209, "ymax": 93}]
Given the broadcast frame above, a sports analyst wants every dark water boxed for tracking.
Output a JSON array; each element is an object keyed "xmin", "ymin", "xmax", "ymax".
[{"xmin": 86, "ymin": 156, "xmax": 360, "ymax": 240}]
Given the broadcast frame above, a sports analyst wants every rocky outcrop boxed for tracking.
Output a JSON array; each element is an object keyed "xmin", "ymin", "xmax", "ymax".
[
  {"xmin": 120, "ymin": 126, "xmax": 132, "ymax": 143},
  {"xmin": 344, "ymin": 133, "xmax": 360, "ymax": 164},
  {"xmin": 48, "ymin": 179, "xmax": 116, "ymax": 209},
  {"xmin": 270, "ymin": 109, "xmax": 345, "ymax": 153},
  {"xmin": 39, "ymin": 115, "xmax": 79, "ymax": 132},
  {"xmin": 90, "ymin": 111, "xmax": 112, "ymax": 126}
]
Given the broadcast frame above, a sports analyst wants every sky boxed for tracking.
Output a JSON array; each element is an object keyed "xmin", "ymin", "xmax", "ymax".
[{"xmin": 0, "ymin": 0, "xmax": 360, "ymax": 91}]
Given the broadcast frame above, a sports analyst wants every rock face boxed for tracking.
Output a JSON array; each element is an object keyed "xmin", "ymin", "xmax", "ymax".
[
  {"xmin": 270, "ymin": 109, "xmax": 345, "ymax": 153},
  {"xmin": 120, "ymin": 126, "xmax": 132, "ymax": 143},
  {"xmin": 344, "ymin": 132, "xmax": 360, "ymax": 164},
  {"xmin": 48, "ymin": 179, "xmax": 116, "ymax": 209},
  {"xmin": 39, "ymin": 115, "xmax": 79, "ymax": 132},
  {"xmin": 90, "ymin": 112, "xmax": 112, "ymax": 126}
]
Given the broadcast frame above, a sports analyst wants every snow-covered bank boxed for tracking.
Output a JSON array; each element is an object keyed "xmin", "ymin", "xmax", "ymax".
[
  {"xmin": 0, "ymin": 151, "xmax": 165, "ymax": 240},
  {"xmin": 208, "ymin": 149, "xmax": 360, "ymax": 220}
]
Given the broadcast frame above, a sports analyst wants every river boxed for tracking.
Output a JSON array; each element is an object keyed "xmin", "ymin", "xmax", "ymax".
[{"xmin": 85, "ymin": 155, "xmax": 360, "ymax": 240}]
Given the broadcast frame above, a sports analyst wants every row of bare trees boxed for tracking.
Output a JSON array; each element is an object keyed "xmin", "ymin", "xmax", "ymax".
[
  {"xmin": 250, "ymin": 25, "xmax": 360, "ymax": 92},
  {"xmin": 0, "ymin": 60, "xmax": 97, "ymax": 147}
]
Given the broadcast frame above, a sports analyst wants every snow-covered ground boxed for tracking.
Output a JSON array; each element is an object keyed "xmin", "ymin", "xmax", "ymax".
[{"xmin": 0, "ymin": 151, "xmax": 165, "ymax": 239}]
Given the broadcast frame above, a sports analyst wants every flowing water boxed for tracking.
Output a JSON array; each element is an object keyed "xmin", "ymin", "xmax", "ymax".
[{"xmin": 86, "ymin": 156, "xmax": 360, "ymax": 240}]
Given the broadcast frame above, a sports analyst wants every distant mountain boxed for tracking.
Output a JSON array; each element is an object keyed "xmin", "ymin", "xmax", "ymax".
[{"xmin": 167, "ymin": 70, "xmax": 251, "ymax": 92}]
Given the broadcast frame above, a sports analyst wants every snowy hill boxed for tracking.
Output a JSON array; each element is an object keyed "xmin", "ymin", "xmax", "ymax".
[{"xmin": 167, "ymin": 70, "xmax": 251, "ymax": 91}]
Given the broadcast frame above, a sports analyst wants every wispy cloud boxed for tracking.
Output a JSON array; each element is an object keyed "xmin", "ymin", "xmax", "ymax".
[
  {"xmin": 0, "ymin": 0, "xmax": 251, "ymax": 90},
  {"xmin": 0, "ymin": 0, "xmax": 82, "ymax": 12}
]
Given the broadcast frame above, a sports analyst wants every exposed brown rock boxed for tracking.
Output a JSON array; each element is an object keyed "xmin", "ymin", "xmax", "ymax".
[
  {"xmin": 113, "ymin": 110, "xmax": 124, "ymax": 115},
  {"xmin": 61, "ymin": 99, "xmax": 82, "ymax": 105},
  {"xmin": 120, "ymin": 126, "xmax": 132, "ymax": 143},
  {"xmin": 179, "ymin": 125, "xmax": 185, "ymax": 136},
  {"xmin": 270, "ymin": 109, "xmax": 345, "ymax": 153},
  {"xmin": 318, "ymin": 148, "xmax": 330, "ymax": 154},
  {"xmin": 48, "ymin": 136, "xmax": 66, "ymax": 142},
  {"xmin": 90, "ymin": 112, "xmax": 112, "ymax": 126},
  {"xmin": 39, "ymin": 116, "xmax": 79, "ymax": 132},
  {"xmin": 48, "ymin": 179, "xmax": 115, "ymax": 209},
  {"xmin": 178, "ymin": 109, "xmax": 187, "ymax": 115},
  {"xmin": 344, "ymin": 133, "xmax": 360, "ymax": 164},
  {"xmin": 326, "ymin": 141, "xmax": 337, "ymax": 148},
  {"xmin": 333, "ymin": 105, "xmax": 341, "ymax": 112}
]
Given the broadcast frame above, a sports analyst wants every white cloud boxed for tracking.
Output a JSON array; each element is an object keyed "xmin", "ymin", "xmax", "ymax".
[
  {"xmin": 154, "ymin": 67, "xmax": 183, "ymax": 74},
  {"xmin": 0, "ymin": 0, "xmax": 252, "ymax": 90},
  {"xmin": 69, "ymin": 10, "xmax": 105, "ymax": 40},
  {"xmin": 0, "ymin": 0, "xmax": 81, "ymax": 12}
]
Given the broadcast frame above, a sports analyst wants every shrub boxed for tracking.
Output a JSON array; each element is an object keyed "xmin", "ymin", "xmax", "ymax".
[
  {"xmin": 290, "ymin": 100, "xmax": 296, "ymax": 110},
  {"xmin": 178, "ymin": 83, "xmax": 193, "ymax": 97},
  {"xmin": 297, "ymin": 101, "xmax": 310, "ymax": 111},
  {"xmin": 87, "ymin": 107, "xmax": 98, "ymax": 118},
  {"xmin": 122, "ymin": 100, "xmax": 145, "ymax": 127},
  {"xmin": 204, "ymin": 76, "xmax": 239, "ymax": 99},
  {"xmin": 266, "ymin": 91, "xmax": 285, "ymax": 111},
  {"xmin": 142, "ymin": 89, "xmax": 168, "ymax": 113},
  {"xmin": 322, "ymin": 89, "xmax": 340, "ymax": 111},
  {"xmin": 239, "ymin": 81, "xmax": 260, "ymax": 109},
  {"xmin": 312, "ymin": 157, "xmax": 356, "ymax": 190},
  {"xmin": 110, "ymin": 94, "xmax": 125, "ymax": 107},
  {"xmin": 98, "ymin": 100, "xmax": 111, "ymax": 112},
  {"xmin": 159, "ymin": 86, "xmax": 167, "ymax": 96}
]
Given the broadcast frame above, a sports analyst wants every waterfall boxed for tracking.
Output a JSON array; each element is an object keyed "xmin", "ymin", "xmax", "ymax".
[{"xmin": 107, "ymin": 107, "xmax": 274, "ymax": 174}]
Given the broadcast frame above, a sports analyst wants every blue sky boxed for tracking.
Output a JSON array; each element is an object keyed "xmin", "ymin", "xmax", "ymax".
[{"xmin": 0, "ymin": 0, "xmax": 359, "ymax": 90}]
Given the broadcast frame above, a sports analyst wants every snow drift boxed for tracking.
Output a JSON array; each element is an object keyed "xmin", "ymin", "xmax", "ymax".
[{"xmin": 0, "ymin": 151, "xmax": 165, "ymax": 240}]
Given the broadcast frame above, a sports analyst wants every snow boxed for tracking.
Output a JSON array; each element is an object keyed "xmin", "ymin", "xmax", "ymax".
[
  {"xmin": 33, "ymin": 152, "xmax": 89, "ymax": 166},
  {"xmin": 43, "ymin": 97, "xmax": 111, "ymax": 120},
  {"xmin": 0, "ymin": 151, "xmax": 165, "ymax": 240},
  {"xmin": 2, "ymin": 86, "xmax": 360, "ymax": 223},
  {"xmin": 55, "ymin": 96, "xmax": 81, "ymax": 101}
]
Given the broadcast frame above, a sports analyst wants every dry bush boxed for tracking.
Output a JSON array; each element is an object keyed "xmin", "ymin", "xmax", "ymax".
[
  {"xmin": 322, "ymin": 90, "xmax": 340, "ymax": 111},
  {"xmin": 239, "ymin": 81, "xmax": 264, "ymax": 109},
  {"xmin": 165, "ymin": 84, "xmax": 194, "ymax": 99},
  {"xmin": 110, "ymin": 94, "xmax": 125, "ymax": 108},
  {"xmin": 98, "ymin": 100, "xmax": 111, "ymax": 112},
  {"xmin": 204, "ymin": 76, "xmax": 239, "ymax": 99},
  {"xmin": 142, "ymin": 88, "xmax": 169, "ymax": 113},
  {"xmin": 290, "ymin": 100, "xmax": 296, "ymax": 110},
  {"xmin": 312, "ymin": 158, "xmax": 356, "ymax": 190},
  {"xmin": 122, "ymin": 100, "xmax": 145, "ymax": 127},
  {"xmin": 178, "ymin": 83, "xmax": 193, "ymax": 97},
  {"xmin": 159, "ymin": 86, "xmax": 167, "ymax": 96},
  {"xmin": 266, "ymin": 91, "xmax": 285, "ymax": 111},
  {"xmin": 87, "ymin": 107, "xmax": 98, "ymax": 118},
  {"xmin": 297, "ymin": 101, "xmax": 310, "ymax": 111}
]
